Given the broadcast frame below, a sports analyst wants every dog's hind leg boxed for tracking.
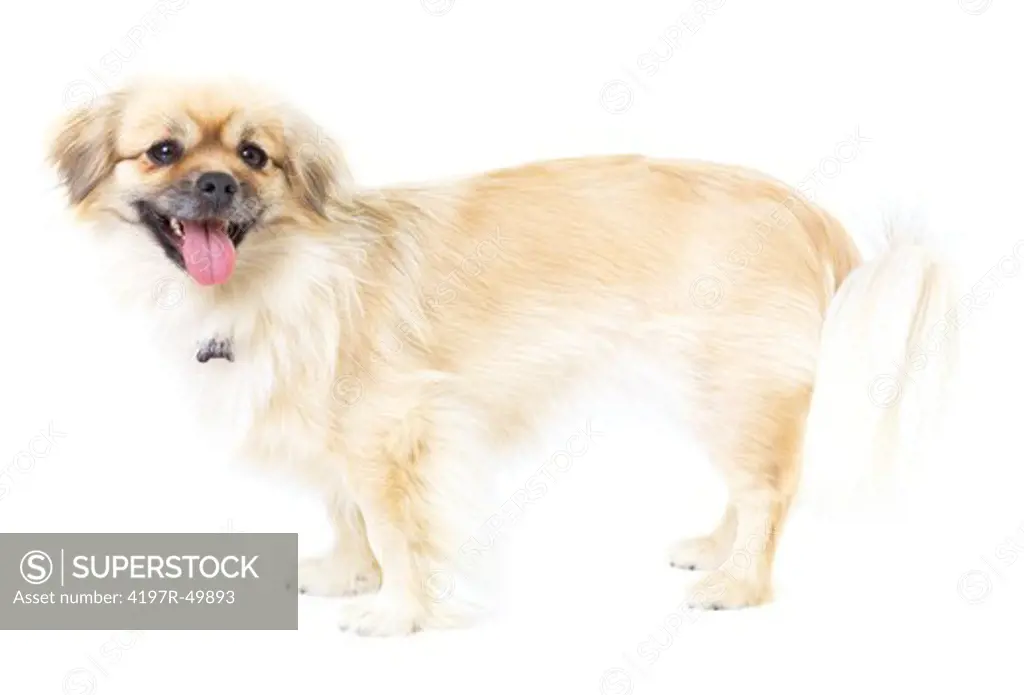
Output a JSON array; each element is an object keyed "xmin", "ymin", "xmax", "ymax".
[{"xmin": 685, "ymin": 380, "xmax": 810, "ymax": 609}]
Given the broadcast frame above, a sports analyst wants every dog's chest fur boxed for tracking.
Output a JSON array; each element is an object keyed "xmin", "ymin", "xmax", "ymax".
[{"xmin": 147, "ymin": 254, "xmax": 347, "ymax": 473}]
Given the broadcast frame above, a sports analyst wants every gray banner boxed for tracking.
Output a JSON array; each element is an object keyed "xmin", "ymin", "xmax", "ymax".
[{"xmin": 0, "ymin": 534, "xmax": 297, "ymax": 629}]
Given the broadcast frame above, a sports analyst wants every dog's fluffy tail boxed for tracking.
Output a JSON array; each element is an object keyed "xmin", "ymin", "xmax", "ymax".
[{"xmin": 799, "ymin": 225, "xmax": 960, "ymax": 513}]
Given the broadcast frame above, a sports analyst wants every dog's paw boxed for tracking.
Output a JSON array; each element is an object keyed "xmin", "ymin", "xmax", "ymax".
[
  {"xmin": 686, "ymin": 570, "xmax": 769, "ymax": 610},
  {"xmin": 337, "ymin": 594, "xmax": 423, "ymax": 637},
  {"xmin": 668, "ymin": 536, "xmax": 731, "ymax": 571},
  {"xmin": 298, "ymin": 555, "xmax": 381, "ymax": 597}
]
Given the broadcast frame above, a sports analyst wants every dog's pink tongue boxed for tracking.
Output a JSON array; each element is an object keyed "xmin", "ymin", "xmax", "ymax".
[{"xmin": 180, "ymin": 221, "xmax": 236, "ymax": 286}]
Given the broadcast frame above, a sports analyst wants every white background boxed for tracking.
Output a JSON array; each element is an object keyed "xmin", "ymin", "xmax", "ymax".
[{"xmin": 2, "ymin": 1, "xmax": 1024, "ymax": 693}]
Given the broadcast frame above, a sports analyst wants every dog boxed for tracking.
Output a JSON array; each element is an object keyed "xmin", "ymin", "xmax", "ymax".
[{"xmin": 48, "ymin": 79, "xmax": 956, "ymax": 635}]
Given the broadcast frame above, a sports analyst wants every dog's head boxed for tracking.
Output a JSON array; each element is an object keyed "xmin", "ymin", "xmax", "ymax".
[{"xmin": 48, "ymin": 80, "xmax": 351, "ymax": 287}]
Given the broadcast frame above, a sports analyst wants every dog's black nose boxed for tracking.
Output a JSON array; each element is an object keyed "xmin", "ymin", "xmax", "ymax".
[{"xmin": 196, "ymin": 172, "xmax": 238, "ymax": 210}]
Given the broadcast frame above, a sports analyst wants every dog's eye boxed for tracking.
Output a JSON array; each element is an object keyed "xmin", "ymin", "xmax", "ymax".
[
  {"xmin": 238, "ymin": 142, "xmax": 268, "ymax": 170},
  {"xmin": 146, "ymin": 140, "xmax": 183, "ymax": 166}
]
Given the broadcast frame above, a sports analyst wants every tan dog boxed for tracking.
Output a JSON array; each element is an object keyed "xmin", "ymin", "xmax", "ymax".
[{"xmin": 48, "ymin": 79, "xmax": 955, "ymax": 635}]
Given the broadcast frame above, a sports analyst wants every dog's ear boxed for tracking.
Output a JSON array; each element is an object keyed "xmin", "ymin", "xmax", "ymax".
[
  {"xmin": 48, "ymin": 94, "xmax": 123, "ymax": 206},
  {"xmin": 283, "ymin": 112, "xmax": 353, "ymax": 218}
]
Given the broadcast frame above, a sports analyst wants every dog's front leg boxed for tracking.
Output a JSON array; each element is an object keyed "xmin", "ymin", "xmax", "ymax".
[
  {"xmin": 334, "ymin": 428, "xmax": 465, "ymax": 637},
  {"xmin": 298, "ymin": 491, "xmax": 381, "ymax": 597}
]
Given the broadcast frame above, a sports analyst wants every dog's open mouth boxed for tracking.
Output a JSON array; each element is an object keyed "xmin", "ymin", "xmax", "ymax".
[{"xmin": 136, "ymin": 202, "xmax": 249, "ymax": 286}]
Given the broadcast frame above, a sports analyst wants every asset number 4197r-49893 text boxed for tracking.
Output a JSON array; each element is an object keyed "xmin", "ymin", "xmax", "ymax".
[{"xmin": 126, "ymin": 589, "xmax": 235, "ymax": 604}]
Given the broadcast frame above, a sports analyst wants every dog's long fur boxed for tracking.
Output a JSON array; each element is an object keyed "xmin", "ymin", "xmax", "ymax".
[{"xmin": 49, "ymin": 81, "xmax": 955, "ymax": 635}]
